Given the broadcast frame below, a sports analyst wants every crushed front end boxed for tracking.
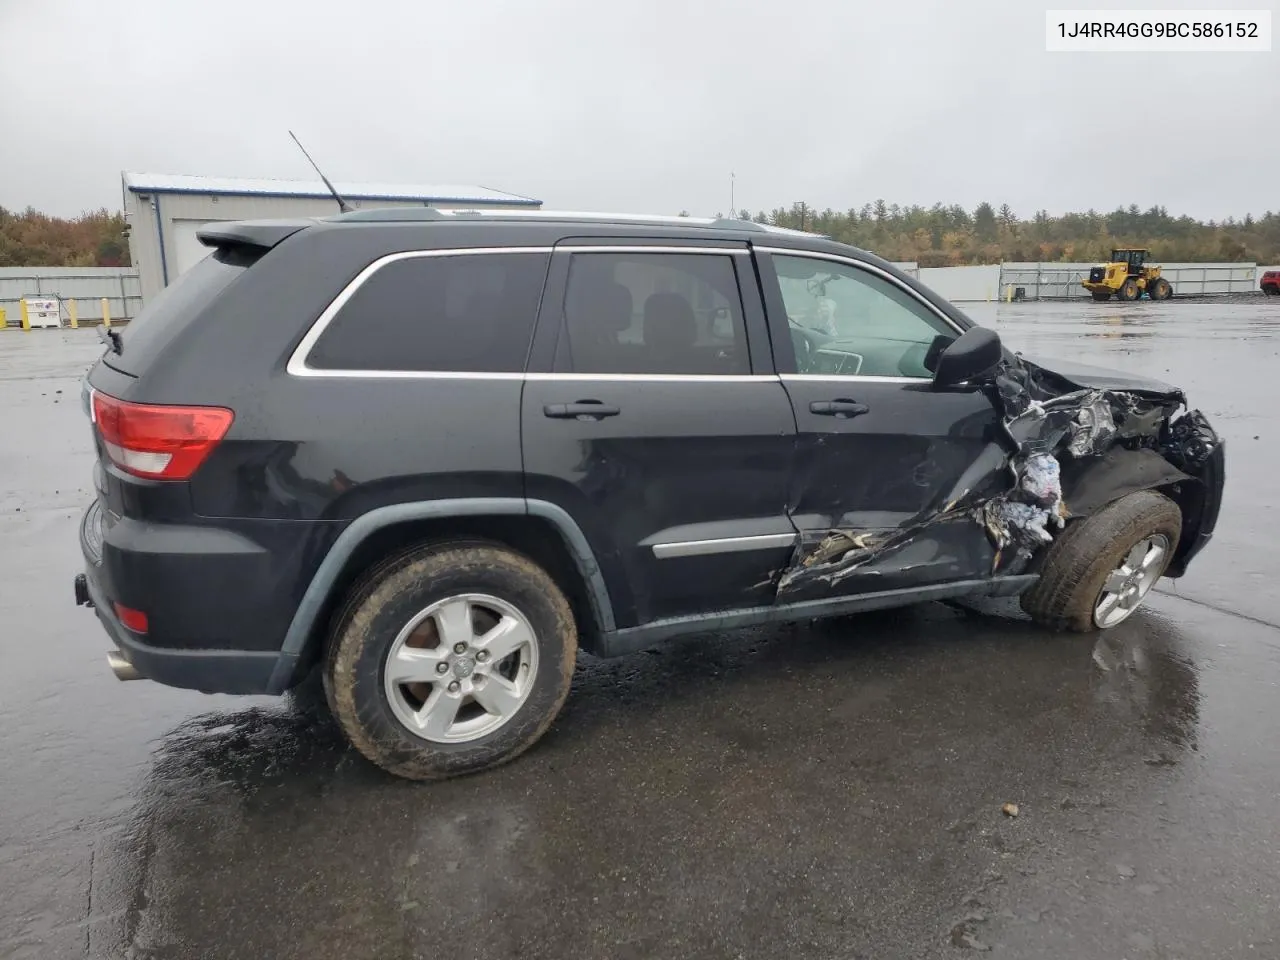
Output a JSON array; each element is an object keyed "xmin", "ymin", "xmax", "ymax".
[
  {"xmin": 981, "ymin": 356, "xmax": 1223, "ymax": 578},
  {"xmin": 776, "ymin": 352, "xmax": 1223, "ymax": 596}
]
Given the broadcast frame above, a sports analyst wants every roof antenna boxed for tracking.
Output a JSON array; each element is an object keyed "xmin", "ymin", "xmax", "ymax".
[{"xmin": 288, "ymin": 130, "xmax": 352, "ymax": 214}]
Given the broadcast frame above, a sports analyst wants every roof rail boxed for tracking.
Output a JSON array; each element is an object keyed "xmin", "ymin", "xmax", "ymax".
[
  {"xmin": 321, "ymin": 207, "xmax": 827, "ymax": 237},
  {"xmin": 326, "ymin": 208, "xmax": 453, "ymax": 222}
]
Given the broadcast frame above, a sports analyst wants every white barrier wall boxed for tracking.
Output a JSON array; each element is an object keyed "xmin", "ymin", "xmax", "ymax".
[{"xmin": 918, "ymin": 264, "xmax": 1002, "ymax": 302}]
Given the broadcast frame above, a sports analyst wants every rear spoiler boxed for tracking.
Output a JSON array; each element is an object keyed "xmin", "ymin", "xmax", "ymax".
[{"xmin": 197, "ymin": 219, "xmax": 313, "ymax": 252}]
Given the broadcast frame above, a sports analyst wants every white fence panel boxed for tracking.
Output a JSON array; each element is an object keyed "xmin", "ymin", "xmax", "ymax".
[
  {"xmin": 0, "ymin": 268, "xmax": 142, "ymax": 326},
  {"xmin": 997, "ymin": 261, "xmax": 1260, "ymax": 299},
  {"xmin": 1160, "ymin": 263, "xmax": 1257, "ymax": 295},
  {"xmin": 996, "ymin": 263, "xmax": 1092, "ymax": 300}
]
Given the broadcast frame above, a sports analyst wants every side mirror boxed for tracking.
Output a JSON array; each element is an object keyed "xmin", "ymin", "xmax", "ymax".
[{"xmin": 932, "ymin": 326, "xmax": 1003, "ymax": 388}]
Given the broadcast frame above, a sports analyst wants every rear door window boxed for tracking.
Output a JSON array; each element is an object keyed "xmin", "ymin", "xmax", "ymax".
[
  {"xmin": 557, "ymin": 251, "xmax": 750, "ymax": 375},
  {"xmin": 305, "ymin": 251, "xmax": 550, "ymax": 373}
]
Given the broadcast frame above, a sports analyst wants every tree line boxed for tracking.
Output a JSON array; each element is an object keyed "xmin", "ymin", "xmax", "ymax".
[
  {"xmin": 699, "ymin": 202, "xmax": 1280, "ymax": 266},
  {"xmin": 0, "ymin": 207, "xmax": 129, "ymax": 268},
  {"xmin": 5, "ymin": 201, "xmax": 1280, "ymax": 268}
]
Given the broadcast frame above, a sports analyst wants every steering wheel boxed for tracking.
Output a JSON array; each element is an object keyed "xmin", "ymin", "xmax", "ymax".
[{"xmin": 790, "ymin": 326, "xmax": 813, "ymax": 369}]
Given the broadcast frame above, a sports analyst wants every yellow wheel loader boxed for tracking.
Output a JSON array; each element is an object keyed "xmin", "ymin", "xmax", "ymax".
[{"xmin": 1082, "ymin": 249, "xmax": 1173, "ymax": 302}]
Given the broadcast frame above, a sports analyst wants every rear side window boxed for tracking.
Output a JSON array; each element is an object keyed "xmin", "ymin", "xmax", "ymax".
[
  {"xmin": 306, "ymin": 251, "xmax": 550, "ymax": 373},
  {"xmin": 109, "ymin": 246, "xmax": 259, "ymax": 376}
]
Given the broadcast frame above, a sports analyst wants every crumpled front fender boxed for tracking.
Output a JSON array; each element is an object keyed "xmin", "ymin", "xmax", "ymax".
[
  {"xmin": 1060, "ymin": 448, "xmax": 1193, "ymax": 517},
  {"xmin": 1057, "ymin": 436, "xmax": 1225, "ymax": 579}
]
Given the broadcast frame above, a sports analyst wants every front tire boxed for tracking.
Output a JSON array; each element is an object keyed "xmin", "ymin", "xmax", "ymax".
[
  {"xmin": 1021, "ymin": 491, "xmax": 1181, "ymax": 632},
  {"xmin": 324, "ymin": 541, "xmax": 577, "ymax": 780},
  {"xmin": 1149, "ymin": 277, "xmax": 1172, "ymax": 300},
  {"xmin": 1118, "ymin": 279, "xmax": 1140, "ymax": 301}
]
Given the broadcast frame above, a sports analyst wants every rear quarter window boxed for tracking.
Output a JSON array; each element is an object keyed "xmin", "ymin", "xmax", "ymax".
[
  {"xmin": 108, "ymin": 246, "xmax": 259, "ymax": 376},
  {"xmin": 305, "ymin": 251, "xmax": 550, "ymax": 373}
]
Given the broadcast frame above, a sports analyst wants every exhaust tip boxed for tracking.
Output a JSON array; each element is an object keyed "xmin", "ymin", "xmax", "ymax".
[{"xmin": 107, "ymin": 650, "xmax": 142, "ymax": 681}]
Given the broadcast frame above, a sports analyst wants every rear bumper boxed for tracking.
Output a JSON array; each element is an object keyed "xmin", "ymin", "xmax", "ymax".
[
  {"xmin": 76, "ymin": 499, "xmax": 298, "ymax": 694},
  {"xmin": 79, "ymin": 567, "xmax": 285, "ymax": 693}
]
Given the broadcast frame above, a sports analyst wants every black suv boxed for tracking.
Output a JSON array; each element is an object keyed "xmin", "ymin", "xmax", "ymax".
[{"xmin": 74, "ymin": 210, "xmax": 1225, "ymax": 780}]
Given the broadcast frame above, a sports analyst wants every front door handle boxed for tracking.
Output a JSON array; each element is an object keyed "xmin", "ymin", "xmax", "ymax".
[
  {"xmin": 543, "ymin": 400, "xmax": 621, "ymax": 421},
  {"xmin": 809, "ymin": 399, "xmax": 869, "ymax": 419}
]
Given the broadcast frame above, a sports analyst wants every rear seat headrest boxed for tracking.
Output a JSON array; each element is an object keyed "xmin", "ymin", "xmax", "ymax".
[
  {"xmin": 643, "ymin": 293, "xmax": 697, "ymax": 351},
  {"xmin": 566, "ymin": 275, "xmax": 634, "ymax": 334}
]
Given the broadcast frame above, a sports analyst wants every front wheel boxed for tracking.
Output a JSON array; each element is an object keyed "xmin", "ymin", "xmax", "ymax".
[
  {"xmin": 1118, "ymin": 279, "xmax": 1140, "ymax": 301},
  {"xmin": 1021, "ymin": 491, "xmax": 1181, "ymax": 632},
  {"xmin": 324, "ymin": 541, "xmax": 577, "ymax": 780},
  {"xmin": 1149, "ymin": 277, "xmax": 1172, "ymax": 300}
]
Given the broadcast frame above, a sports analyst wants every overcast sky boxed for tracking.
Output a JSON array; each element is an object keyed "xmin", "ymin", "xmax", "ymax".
[{"xmin": 1, "ymin": 0, "xmax": 1276, "ymax": 220}]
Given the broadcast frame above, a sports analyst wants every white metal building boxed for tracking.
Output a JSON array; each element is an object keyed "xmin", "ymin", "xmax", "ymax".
[{"xmin": 122, "ymin": 172, "xmax": 542, "ymax": 302}]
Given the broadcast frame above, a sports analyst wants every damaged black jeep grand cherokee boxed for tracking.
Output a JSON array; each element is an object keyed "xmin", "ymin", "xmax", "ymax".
[{"xmin": 74, "ymin": 210, "xmax": 1225, "ymax": 780}]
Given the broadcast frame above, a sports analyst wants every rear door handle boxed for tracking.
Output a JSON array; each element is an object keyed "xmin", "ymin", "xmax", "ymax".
[
  {"xmin": 543, "ymin": 400, "xmax": 621, "ymax": 421},
  {"xmin": 809, "ymin": 399, "xmax": 869, "ymax": 419}
]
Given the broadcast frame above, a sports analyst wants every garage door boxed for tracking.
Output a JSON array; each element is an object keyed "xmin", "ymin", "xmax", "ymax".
[{"xmin": 171, "ymin": 220, "xmax": 222, "ymax": 277}]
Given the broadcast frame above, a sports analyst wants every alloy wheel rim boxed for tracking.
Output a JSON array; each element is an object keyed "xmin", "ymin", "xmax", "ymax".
[
  {"xmin": 1093, "ymin": 534, "xmax": 1170, "ymax": 628},
  {"xmin": 382, "ymin": 593, "xmax": 540, "ymax": 743}
]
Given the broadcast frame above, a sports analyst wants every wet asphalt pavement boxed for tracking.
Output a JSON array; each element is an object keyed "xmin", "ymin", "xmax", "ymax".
[{"xmin": 2, "ymin": 297, "xmax": 1279, "ymax": 959}]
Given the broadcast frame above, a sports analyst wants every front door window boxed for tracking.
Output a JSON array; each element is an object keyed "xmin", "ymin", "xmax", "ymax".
[{"xmin": 773, "ymin": 255, "xmax": 957, "ymax": 378}]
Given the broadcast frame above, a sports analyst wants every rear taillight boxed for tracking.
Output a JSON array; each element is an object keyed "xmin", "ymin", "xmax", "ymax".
[{"xmin": 91, "ymin": 391, "xmax": 234, "ymax": 480}]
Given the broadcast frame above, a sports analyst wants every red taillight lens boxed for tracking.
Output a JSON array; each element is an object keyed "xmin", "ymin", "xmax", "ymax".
[
  {"xmin": 112, "ymin": 602, "xmax": 149, "ymax": 634},
  {"xmin": 92, "ymin": 392, "xmax": 234, "ymax": 480}
]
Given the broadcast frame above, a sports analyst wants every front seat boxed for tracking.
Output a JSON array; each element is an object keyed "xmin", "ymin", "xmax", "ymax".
[{"xmin": 642, "ymin": 293, "xmax": 698, "ymax": 373}]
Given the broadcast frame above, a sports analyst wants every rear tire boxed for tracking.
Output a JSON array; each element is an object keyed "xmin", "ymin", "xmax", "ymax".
[
  {"xmin": 324, "ymin": 541, "xmax": 577, "ymax": 780},
  {"xmin": 1091, "ymin": 289, "xmax": 1112, "ymax": 302},
  {"xmin": 1118, "ymin": 279, "xmax": 1139, "ymax": 301},
  {"xmin": 1021, "ymin": 491, "xmax": 1181, "ymax": 632}
]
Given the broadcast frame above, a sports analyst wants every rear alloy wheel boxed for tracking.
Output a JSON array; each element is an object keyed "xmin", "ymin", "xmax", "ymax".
[
  {"xmin": 1118, "ymin": 279, "xmax": 1140, "ymax": 301},
  {"xmin": 1091, "ymin": 289, "xmax": 1112, "ymax": 302},
  {"xmin": 324, "ymin": 542, "xmax": 577, "ymax": 780},
  {"xmin": 1021, "ymin": 490, "xmax": 1181, "ymax": 632},
  {"xmin": 382, "ymin": 594, "xmax": 540, "ymax": 743}
]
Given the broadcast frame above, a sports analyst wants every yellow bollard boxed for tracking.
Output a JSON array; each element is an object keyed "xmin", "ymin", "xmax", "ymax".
[
  {"xmin": 69, "ymin": 300, "xmax": 79, "ymax": 329},
  {"xmin": 20, "ymin": 299, "xmax": 31, "ymax": 331},
  {"xmin": 1005, "ymin": 284, "xmax": 1013, "ymax": 303},
  {"xmin": 0, "ymin": 307, "xmax": 6, "ymax": 328},
  {"xmin": 102, "ymin": 298, "xmax": 110, "ymax": 328}
]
